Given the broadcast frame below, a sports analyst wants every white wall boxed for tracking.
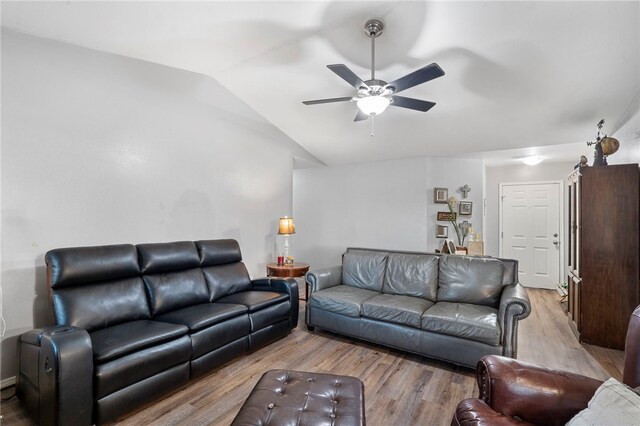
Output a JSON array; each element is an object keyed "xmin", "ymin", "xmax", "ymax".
[
  {"xmin": 484, "ymin": 162, "xmax": 575, "ymax": 258},
  {"xmin": 292, "ymin": 157, "xmax": 484, "ymax": 269},
  {"xmin": 0, "ymin": 30, "xmax": 312, "ymax": 381},
  {"xmin": 293, "ymin": 158, "xmax": 428, "ymax": 269},
  {"xmin": 425, "ymin": 157, "xmax": 485, "ymax": 251},
  {"xmin": 610, "ymin": 104, "xmax": 640, "ymax": 165}
]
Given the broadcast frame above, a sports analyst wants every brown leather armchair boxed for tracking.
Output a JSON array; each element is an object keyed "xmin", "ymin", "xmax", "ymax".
[{"xmin": 452, "ymin": 305, "xmax": 640, "ymax": 426}]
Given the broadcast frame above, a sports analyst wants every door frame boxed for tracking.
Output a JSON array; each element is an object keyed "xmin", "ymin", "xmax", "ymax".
[{"xmin": 499, "ymin": 180, "xmax": 565, "ymax": 290}]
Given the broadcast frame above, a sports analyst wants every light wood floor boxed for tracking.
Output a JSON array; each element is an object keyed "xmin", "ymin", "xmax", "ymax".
[{"xmin": 0, "ymin": 289, "xmax": 624, "ymax": 426}]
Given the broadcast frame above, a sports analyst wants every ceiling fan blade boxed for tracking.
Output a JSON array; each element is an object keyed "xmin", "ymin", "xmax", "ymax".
[
  {"xmin": 327, "ymin": 64, "xmax": 369, "ymax": 90},
  {"xmin": 302, "ymin": 97, "xmax": 353, "ymax": 105},
  {"xmin": 391, "ymin": 96, "xmax": 436, "ymax": 112},
  {"xmin": 354, "ymin": 110, "xmax": 369, "ymax": 121},
  {"xmin": 385, "ymin": 63, "xmax": 445, "ymax": 94}
]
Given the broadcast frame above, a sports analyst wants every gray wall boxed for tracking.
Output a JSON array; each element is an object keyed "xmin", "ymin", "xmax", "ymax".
[
  {"xmin": 0, "ymin": 30, "xmax": 307, "ymax": 382},
  {"xmin": 292, "ymin": 157, "xmax": 484, "ymax": 269}
]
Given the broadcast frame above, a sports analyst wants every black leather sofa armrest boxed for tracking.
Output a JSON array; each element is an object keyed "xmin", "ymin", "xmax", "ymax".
[
  {"xmin": 305, "ymin": 266, "xmax": 342, "ymax": 294},
  {"xmin": 498, "ymin": 283, "xmax": 531, "ymax": 358},
  {"xmin": 251, "ymin": 277, "xmax": 299, "ymax": 330},
  {"xmin": 17, "ymin": 326, "xmax": 94, "ymax": 426}
]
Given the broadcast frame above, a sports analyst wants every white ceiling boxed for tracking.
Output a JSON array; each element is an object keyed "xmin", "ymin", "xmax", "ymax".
[{"xmin": 3, "ymin": 1, "xmax": 639, "ymax": 167}]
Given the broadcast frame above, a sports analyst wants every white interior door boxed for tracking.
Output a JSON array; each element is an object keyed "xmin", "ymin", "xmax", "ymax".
[{"xmin": 500, "ymin": 182, "xmax": 561, "ymax": 289}]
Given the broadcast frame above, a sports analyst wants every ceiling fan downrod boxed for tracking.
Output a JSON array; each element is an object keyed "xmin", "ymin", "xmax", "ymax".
[{"xmin": 364, "ymin": 19, "xmax": 383, "ymax": 81}]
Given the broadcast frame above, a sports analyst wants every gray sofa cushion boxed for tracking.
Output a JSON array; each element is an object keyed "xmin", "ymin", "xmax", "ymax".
[
  {"xmin": 342, "ymin": 250, "xmax": 388, "ymax": 292},
  {"xmin": 421, "ymin": 302, "xmax": 500, "ymax": 345},
  {"xmin": 382, "ymin": 253, "xmax": 439, "ymax": 301},
  {"xmin": 437, "ymin": 256, "xmax": 504, "ymax": 307},
  {"xmin": 362, "ymin": 294, "xmax": 434, "ymax": 328},
  {"xmin": 309, "ymin": 285, "xmax": 379, "ymax": 318}
]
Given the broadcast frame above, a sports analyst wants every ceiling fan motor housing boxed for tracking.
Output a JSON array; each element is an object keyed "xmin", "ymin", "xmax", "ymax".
[{"xmin": 364, "ymin": 19, "xmax": 384, "ymax": 38}]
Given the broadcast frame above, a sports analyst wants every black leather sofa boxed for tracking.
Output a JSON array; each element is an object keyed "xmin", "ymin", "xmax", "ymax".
[{"xmin": 16, "ymin": 239, "xmax": 298, "ymax": 425}]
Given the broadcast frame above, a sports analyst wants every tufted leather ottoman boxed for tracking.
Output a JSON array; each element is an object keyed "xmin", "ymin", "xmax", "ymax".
[{"xmin": 231, "ymin": 369, "xmax": 366, "ymax": 426}]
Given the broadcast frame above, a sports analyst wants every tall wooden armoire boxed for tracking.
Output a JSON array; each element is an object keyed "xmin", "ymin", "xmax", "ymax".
[{"xmin": 567, "ymin": 163, "xmax": 640, "ymax": 349}]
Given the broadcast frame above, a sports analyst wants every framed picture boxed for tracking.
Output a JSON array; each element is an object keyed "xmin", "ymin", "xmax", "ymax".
[
  {"xmin": 434, "ymin": 187, "xmax": 448, "ymax": 203},
  {"xmin": 459, "ymin": 201, "xmax": 472, "ymax": 216},
  {"xmin": 437, "ymin": 211, "xmax": 456, "ymax": 221},
  {"xmin": 436, "ymin": 225, "xmax": 448, "ymax": 238}
]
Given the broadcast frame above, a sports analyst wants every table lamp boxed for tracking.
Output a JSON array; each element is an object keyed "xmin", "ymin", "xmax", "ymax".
[{"xmin": 278, "ymin": 216, "xmax": 296, "ymax": 259}]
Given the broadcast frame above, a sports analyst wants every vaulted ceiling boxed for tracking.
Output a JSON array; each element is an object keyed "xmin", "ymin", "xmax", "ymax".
[{"xmin": 3, "ymin": 1, "xmax": 639, "ymax": 166}]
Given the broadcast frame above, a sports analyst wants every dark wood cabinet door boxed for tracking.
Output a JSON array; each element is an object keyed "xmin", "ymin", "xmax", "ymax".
[{"xmin": 579, "ymin": 165, "xmax": 640, "ymax": 349}]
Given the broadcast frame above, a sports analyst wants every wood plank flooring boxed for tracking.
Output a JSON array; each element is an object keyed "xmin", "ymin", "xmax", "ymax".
[{"xmin": 0, "ymin": 289, "xmax": 624, "ymax": 425}]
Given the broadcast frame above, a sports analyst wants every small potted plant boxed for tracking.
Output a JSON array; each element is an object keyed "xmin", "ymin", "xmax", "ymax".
[{"xmin": 448, "ymin": 196, "xmax": 469, "ymax": 250}]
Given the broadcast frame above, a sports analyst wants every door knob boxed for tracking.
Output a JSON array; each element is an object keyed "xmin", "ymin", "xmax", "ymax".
[
  {"xmin": 553, "ymin": 240, "xmax": 559, "ymax": 245},
  {"xmin": 553, "ymin": 233, "xmax": 558, "ymax": 237}
]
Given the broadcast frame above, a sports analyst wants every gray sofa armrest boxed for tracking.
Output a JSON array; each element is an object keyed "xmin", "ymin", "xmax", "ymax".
[
  {"xmin": 305, "ymin": 266, "xmax": 342, "ymax": 294},
  {"xmin": 17, "ymin": 325, "xmax": 94, "ymax": 426},
  {"xmin": 251, "ymin": 277, "xmax": 299, "ymax": 330},
  {"xmin": 498, "ymin": 283, "xmax": 531, "ymax": 358}
]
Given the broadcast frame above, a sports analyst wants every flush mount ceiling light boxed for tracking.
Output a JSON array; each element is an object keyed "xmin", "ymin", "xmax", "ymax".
[{"xmin": 515, "ymin": 155, "xmax": 544, "ymax": 166}]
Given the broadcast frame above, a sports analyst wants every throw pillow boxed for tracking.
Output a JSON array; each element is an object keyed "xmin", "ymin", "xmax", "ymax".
[{"xmin": 566, "ymin": 378, "xmax": 640, "ymax": 425}]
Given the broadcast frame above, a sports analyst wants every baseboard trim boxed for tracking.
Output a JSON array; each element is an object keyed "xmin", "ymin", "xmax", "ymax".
[{"xmin": 1, "ymin": 376, "xmax": 16, "ymax": 389}]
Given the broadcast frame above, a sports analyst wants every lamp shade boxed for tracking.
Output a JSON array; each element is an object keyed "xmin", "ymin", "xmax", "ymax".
[
  {"xmin": 357, "ymin": 95, "xmax": 390, "ymax": 116},
  {"xmin": 278, "ymin": 216, "xmax": 296, "ymax": 235}
]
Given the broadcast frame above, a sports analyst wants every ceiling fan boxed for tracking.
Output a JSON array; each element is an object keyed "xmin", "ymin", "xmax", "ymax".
[{"xmin": 303, "ymin": 19, "xmax": 445, "ymax": 122}]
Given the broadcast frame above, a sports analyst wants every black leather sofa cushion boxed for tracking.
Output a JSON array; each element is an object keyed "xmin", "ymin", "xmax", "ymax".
[
  {"xmin": 90, "ymin": 320, "xmax": 188, "ymax": 363},
  {"xmin": 249, "ymin": 301, "xmax": 291, "ymax": 332},
  {"xmin": 362, "ymin": 294, "xmax": 434, "ymax": 328},
  {"xmin": 155, "ymin": 302, "xmax": 248, "ymax": 332},
  {"xmin": 52, "ymin": 277, "xmax": 150, "ymax": 332},
  {"xmin": 46, "ymin": 244, "xmax": 139, "ymax": 289},
  {"xmin": 437, "ymin": 256, "xmax": 505, "ymax": 308},
  {"xmin": 201, "ymin": 263, "xmax": 252, "ymax": 302},
  {"xmin": 137, "ymin": 241, "xmax": 200, "ymax": 274},
  {"xmin": 382, "ymin": 253, "xmax": 439, "ymax": 301},
  {"xmin": 95, "ymin": 335, "xmax": 192, "ymax": 399},
  {"xmin": 196, "ymin": 239, "xmax": 242, "ymax": 266},
  {"xmin": 216, "ymin": 291, "xmax": 288, "ymax": 312},
  {"xmin": 143, "ymin": 268, "xmax": 210, "ymax": 316},
  {"xmin": 190, "ymin": 315, "xmax": 251, "ymax": 359},
  {"xmin": 421, "ymin": 302, "xmax": 500, "ymax": 346}
]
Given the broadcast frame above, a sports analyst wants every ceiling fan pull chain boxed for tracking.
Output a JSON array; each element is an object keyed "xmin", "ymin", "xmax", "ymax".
[{"xmin": 371, "ymin": 115, "xmax": 375, "ymax": 138}]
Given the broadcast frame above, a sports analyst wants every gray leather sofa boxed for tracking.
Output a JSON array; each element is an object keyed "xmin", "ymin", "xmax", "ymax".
[{"xmin": 305, "ymin": 248, "xmax": 531, "ymax": 367}]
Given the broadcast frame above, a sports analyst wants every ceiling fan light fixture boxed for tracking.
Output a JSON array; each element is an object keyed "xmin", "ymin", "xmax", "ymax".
[{"xmin": 357, "ymin": 95, "xmax": 390, "ymax": 116}]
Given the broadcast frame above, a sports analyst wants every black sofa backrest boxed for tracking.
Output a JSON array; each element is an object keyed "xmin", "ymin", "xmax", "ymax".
[
  {"xmin": 137, "ymin": 241, "xmax": 210, "ymax": 316},
  {"xmin": 45, "ymin": 239, "xmax": 258, "ymax": 328},
  {"xmin": 46, "ymin": 244, "xmax": 151, "ymax": 331},
  {"xmin": 196, "ymin": 240, "xmax": 252, "ymax": 302}
]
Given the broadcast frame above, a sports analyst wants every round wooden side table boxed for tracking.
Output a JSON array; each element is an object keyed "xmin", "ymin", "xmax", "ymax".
[{"xmin": 266, "ymin": 262, "xmax": 310, "ymax": 301}]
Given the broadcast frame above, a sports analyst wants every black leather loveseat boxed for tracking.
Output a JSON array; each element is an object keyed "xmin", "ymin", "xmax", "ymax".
[{"xmin": 16, "ymin": 239, "xmax": 298, "ymax": 425}]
